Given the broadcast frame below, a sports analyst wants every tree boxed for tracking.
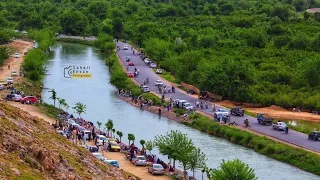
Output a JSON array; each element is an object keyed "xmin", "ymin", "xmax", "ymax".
[
  {"xmin": 48, "ymin": 89, "xmax": 57, "ymax": 107},
  {"xmin": 106, "ymin": 119, "xmax": 114, "ymax": 137},
  {"xmin": 97, "ymin": 121, "xmax": 102, "ymax": 130},
  {"xmin": 186, "ymin": 148, "xmax": 207, "ymax": 179},
  {"xmin": 140, "ymin": 139, "xmax": 146, "ymax": 154},
  {"xmin": 72, "ymin": 102, "xmax": 86, "ymax": 117},
  {"xmin": 116, "ymin": 131, "xmax": 123, "ymax": 142},
  {"xmin": 208, "ymin": 159, "xmax": 257, "ymax": 180},
  {"xmin": 154, "ymin": 130, "xmax": 194, "ymax": 170},
  {"xmin": 128, "ymin": 133, "xmax": 135, "ymax": 145},
  {"xmin": 57, "ymin": 97, "xmax": 66, "ymax": 109},
  {"xmin": 145, "ymin": 140, "xmax": 153, "ymax": 155},
  {"xmin": 60, "ymin": 10, "xmax": 88, "ymax": 35}
]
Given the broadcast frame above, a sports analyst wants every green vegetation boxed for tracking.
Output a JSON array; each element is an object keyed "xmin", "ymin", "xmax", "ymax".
[
  {"xmin": 36, "ymin": 103, "xmax": 63, "ymax": 119},
  {"xmin": 2, "ymin": 0, "xmax": 320, "ymax": 109},
  {"xmin": 184, "ymin": 114, "xmax": 320, "ymax": 176},
  {"xmin": 56, "ymin": 38, "xmax": 94, "ymax": 46},
  {"xmin": 106, "ymin": 119, "xmax": 114, "ymax": 136},
  {"xmin": 281, "ymin": 119, "xmax": 320, "ymax": 134},
  {"xmin": 22, "ymin": 29, "xmax": 55, "ymax": 82},
  {"xmin": 154, "ymin": 130, "xmax": 207, "ymax": 179},
  {"xmin": 72, "ymin": 102, "xmax": 86, "ymax": 117},
  {"xmin": 208, "ymin": 159, "xmax": 257, "ymax": 180}
]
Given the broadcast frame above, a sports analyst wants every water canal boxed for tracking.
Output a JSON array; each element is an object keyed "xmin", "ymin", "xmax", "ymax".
[{"xmin": 42, "ymin": 43, "xmax": 319, "ymax": 180}]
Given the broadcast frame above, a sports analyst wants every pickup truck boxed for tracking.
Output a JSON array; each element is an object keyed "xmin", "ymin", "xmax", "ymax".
[{"xmin": 257, "ymin": 113, "xmax": 273, "ymax": 125}]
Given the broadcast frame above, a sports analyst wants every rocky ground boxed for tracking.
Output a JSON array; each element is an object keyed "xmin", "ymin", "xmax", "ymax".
[{"xmin": 0, "ymin": 102, "xmax": 137, "ymax": 180}]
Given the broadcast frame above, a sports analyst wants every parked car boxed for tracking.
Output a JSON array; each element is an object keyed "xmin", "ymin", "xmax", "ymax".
[
  {"xmin": 214, "ymin": 109, "xmax": 230, "ymax": 118},
  {"xmin": 11, "ymin": 71, "xmax": 17, "ymax": 76},
  {"xmin": 230, "ymin": 107, "xmax": 244, "ymax": 116},
  {"xmin": 144, "ymin": 58, "xmax": 151, "ymax": 64},
  {"xmin": 0, "ymin": 84, "xmax": 3, "ymax": 90},
  {"xmin": 107, "ymin": 141, "xmax": 121, "ymax": 152},
  {"xmin": 80, "ymin": 129, "xmax": 91, "ymax": 140},
  {"xmin": 308, "ymin": 131, "xmax": 320, "ymax": 141},
  {"xmin": 128, "ymin": 62, "xmax": 134, "ymax": 66},
  {"xmin": 183, "ymin": 102, "xmax": 194, "ymax": 111},
  {"xmin": 7, "ymin": 77, "xmax": 14, "ymax": 84},
  {"xmin": 272, "ymin": 122, "xmax": 287, "ymax": 131},
  {"xmin": 148, "ymin": 164, "xmax": 164, "ymax": 175},
  {"xmin": 20, "ymin": 96, "xmax": 38, "ymax": 104},
  {"xmin": 14, "ymin": 53, "xmax": 20, "ymax": 58},
  {"xmin": 141, "ymin": 86, "xmax": 150, "ymax": 93},
  {"xmin": 126, "ymin": 56, "xmax": 131, "ymax": 62},
  {"xmin": 6, "ymin": 94, "xmax": 15, "ymax": 101},
  {"xmin": 155, "ymin": 80, "xmax": 163, "ymax": 87},
  {"xmin": 257, "ymin": 113, "xmax": 273, "ymax": 125},
  {"xmin": 149, "ymin": 62, "xmax": 157, "ymax": 68},
  {"xmin": 123, "ymin": 45, "xmax": 128, "ymax": 50},
  {"xmin": 155, "ymin": 69, "xmax": 163, "ymax": 74},
  {"xmin": 177, "ymin": 100, "xmax": 188, "ymax": 108},
  {"xmin": 132, "ymin": 156, "xmax": 147, "ymax": 166},
  {"xmin": 104, "ymin": 160, "xmax": 119, "ymax": 168},
  {"xmin": 67, "ymin": 119, "xmax": 76, "ymax": 125},
  {"xmin": 126, "ymin": 72, "xmax": 134, "ymax": 78},
  {"xmin": 12, "ymin": 94, "xmax": 22, "ymax": 102},
  {"xmin": 92, "ymin": 153, "xmax": 107, "ymax": 162},
  {"xmin": 96, "ymin": 135, "xmax": 108, "ymax": 146}
]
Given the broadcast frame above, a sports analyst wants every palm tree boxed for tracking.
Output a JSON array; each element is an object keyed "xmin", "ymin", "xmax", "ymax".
[
  {"xmin": 106, "ymin": 119, "xmax": 114, "ymax": 137},
  {"xmin": 128, "ymin": 133, "xmax": 135, "ymax": 145},
  {"xmin": 57, "ymin": 97, "xmax": 66, "ymax": 109},
  {"xmin": 97, "ymin": 121, "xmax": 102, "ymax": 131},
  {"xmin": 140, "ymin": 139, "xmax": 146, "ymax": 154},
  {"xmin": 116, "ymin": 131, "xmax": 123, "ymax": 143},
  {"xmin": 48, "ymin": 89, "xmax": 57, "ymax": 107}
]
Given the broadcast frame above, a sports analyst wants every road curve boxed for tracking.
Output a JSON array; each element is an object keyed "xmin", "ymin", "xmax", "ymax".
[{"xmin": 116, "ymin": 42, "xmax": 320, "ymax": 153}]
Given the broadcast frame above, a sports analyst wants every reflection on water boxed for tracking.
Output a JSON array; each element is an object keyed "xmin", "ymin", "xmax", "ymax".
[
  {"xmin": 284, "ymin": 120, "xmax": 320, "ymax": 133},
  {"xmin": 42, "ymin": 43, "xmax": 320, "ymax": 180}
]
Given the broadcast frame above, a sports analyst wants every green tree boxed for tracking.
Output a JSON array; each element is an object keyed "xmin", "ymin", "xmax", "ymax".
[
  {"xmin": 144, "ymin": 38, "xmax": 171, "ymax": 62},
  {"xmin": 128, "ymin": 133, "xmax": 135, "ymax": 145},
  {"xmin": 72, "ymin": 102, "xmax": 86, "ymax": 117},
  {"xmin": 145, "ymin": 140, "xmax": 153, "ymax": 154},
  {"xmin": 186, "ymin": 147, "xmax": 207, "ymax": 179},
  {"xmin": 112, "ymin": 128, "xmax": 116, "ymax": 138},
  {"xmin": 106, "ymin": 119, "xmax": 114, "ymax": 137},
  {"xmin": 97, "ymin": 121, "xmax": 102, "ymax": 130},
  {"xmin": 140, "ymin": 139, "xmax": 146, "ymax": 154},
  {"xmin": 116, "ymin": 131, "xmax": 123, "ymax": 142},
  {"xmin": 154, "ymin": 130, "xmax": 194, "ymax": 170},
  {"xmin": 57, "ymin": 97, "xmax": 66, "ymax": 109},
  {"xmin": 48, "ymin": 89, "xmax": 57, "ymax": 107},
  {"xmin": 60, "ymin": 10, "xmax": 88, "ymax": 35},
  {"xmin": 0, "ymin": 30, "xmax": 10, "ymax": 45},
  {"xmin": 208, "ymin": 159, "xmax": 257, "ymax": 180}
]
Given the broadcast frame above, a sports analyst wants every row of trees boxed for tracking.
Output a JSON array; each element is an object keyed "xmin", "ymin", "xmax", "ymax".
[{"xmin": 152, "ymin": 130, "xmax": 257, "ymax": 179}]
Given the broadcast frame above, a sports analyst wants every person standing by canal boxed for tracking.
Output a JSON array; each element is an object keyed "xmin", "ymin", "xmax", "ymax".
[{"xmin": 158, "ymin": 107, "xmax": 162, "ymax": 116}]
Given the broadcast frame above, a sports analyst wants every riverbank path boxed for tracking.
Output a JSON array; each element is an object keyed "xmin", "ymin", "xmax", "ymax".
[{"xmin": 116, "ymin": 42, "xmax": 320, "ymax": 153}]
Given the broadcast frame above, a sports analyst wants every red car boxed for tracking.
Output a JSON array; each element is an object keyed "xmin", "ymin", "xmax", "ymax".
[
  {"xmin": 126, "ymin": 72, "xmax": 134, "ymax": 78},
  {"xmin": 128, "ymin": 62, "xmax": 135, "ymax": 66},
  {"xmin": 20, "ymin": 96, "xmax": 38, "ymax": 104}
]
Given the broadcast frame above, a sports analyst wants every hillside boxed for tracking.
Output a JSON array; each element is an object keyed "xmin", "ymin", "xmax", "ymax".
[
  {"xmin": 1, "ymin": 0, "xmax": 320, "ymax": 109},
  {"xmin": 0, "ymin": 102, "xmax": 135, "ymax": 180}
]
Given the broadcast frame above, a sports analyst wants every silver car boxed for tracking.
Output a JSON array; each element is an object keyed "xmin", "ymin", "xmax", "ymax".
[
  {"xmin": 148, "ymin": 164, "xmax": 164, "ymax": 175},
  {"xmin": 132, "ymin": 156, "xmax": 147, "ymax": 166}
]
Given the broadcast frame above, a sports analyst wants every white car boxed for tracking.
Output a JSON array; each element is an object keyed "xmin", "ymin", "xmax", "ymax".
[
  {"xmin": 214, "ymin": 109, "xmax": 230, "ymax": 118},
  {"xmin": 13, "ymin": 94, "xmax": 22, "ymax": 102},
  {"xmin": 155, "ymin": 80, "xmax": 163, "ymax": 87},
  {"xmin": 11, "ymin": 71, "xmax": 17, "ymax": 76},
  {"xmin": 273, "ymin": 122, "xmax": 287, "ymax": 131},
  {"xmin": 123, "ymin": 45, "xmax": 128, "ymax": 50},
  {"xmin": 96, "ymin": 135, "xmax": 108, "ymax": 146},
  {"xmin": 14, "ymin": 53, "xmax": 20, "ymax": 58},
  {"xmin": 0, "ymin": 84, "xmax": 3, "ymax": 90},
  {"xmin": 144, "ymin": 58, "xmax": 151, "ymax": 64},
  {"xmin": 156, "ymin": 69, "xmax": 163, "ymax": 74},
  {"xmin": 142, "ymin": 86, "xmax": 150, "ymax": 93},
  {"xmin": 178, "ymin": 100, "xmax": 188, "ymax": 108},
  {"xmin": 149, "ymin": 62, "xmax": 157, "ymax": 68},
  {"xmin": 6, "ymin": 77, "xmax": 14, "ymax": 84},
  {"xmin": 132, "ymin": 156, "xmax": 147, "ymax": 166},
  {"xmin": 183, "ymin": 103, "xmax": 194, "ymax": 110}
]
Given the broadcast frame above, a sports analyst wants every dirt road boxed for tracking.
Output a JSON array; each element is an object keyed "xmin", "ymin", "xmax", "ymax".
[
  {"xmin": 0, "ymin": 40, "xmax": 33, "ymax": 81},
  {"xmin": 103, "ymin": 151, "xmax": 170, "ymax": 180}
]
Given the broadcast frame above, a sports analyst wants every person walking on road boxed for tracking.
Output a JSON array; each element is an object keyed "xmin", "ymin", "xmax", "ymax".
[
  {"xmin": 146, "ymin": 78, "xmax": 149, "ymax": 84},
  {"xmin": 8, "ymin": 65, "xmax": 10, "ymax": 69},
  {"xmin": 285, "ymin": 126, "xmax": 289, "ymax": 134}
]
